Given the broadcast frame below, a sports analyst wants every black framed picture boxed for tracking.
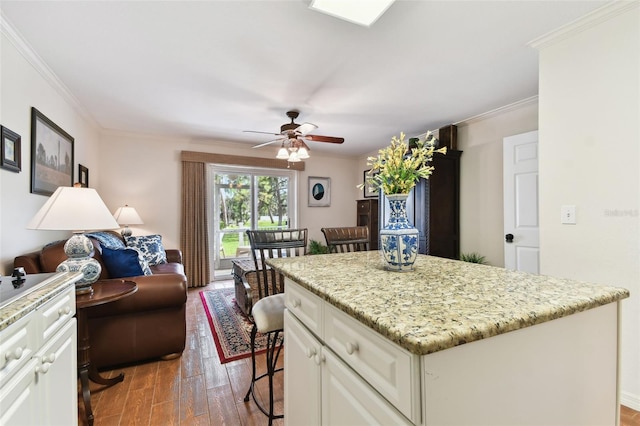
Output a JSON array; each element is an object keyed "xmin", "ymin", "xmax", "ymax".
[
  {"xmin": 308, "ymin": 176, "xmax": 331, "ymax": 207},
  {"xmin": 30, "ymin": 107, "xmax": 74, "ymax": 196},
  {"xmin": 78, "ymin": 164, "xmax": 89, "ymax": 187},
  {"xmin": 363, "ymin": 169, "xmax": 379, "ymax": 198},
  {"xmin": 1, "ymin": 126, "xmax": 21, "ymax": 173}
]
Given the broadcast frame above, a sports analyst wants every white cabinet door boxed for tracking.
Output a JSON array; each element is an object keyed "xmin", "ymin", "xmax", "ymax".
[
  {"xmin": 321, "ymin": 348, "xmax": 411, "ymax": 426},
  {"xmin": 284, "ymin": 310, "xmax": 321, "ymax": 426},
  {"xmin": 0, "ymin": 358, "xmax": 37, "ymax": 426},
  {"xmin": 35, "ymin": 318, "xmax": 77, "ymax": 426}
]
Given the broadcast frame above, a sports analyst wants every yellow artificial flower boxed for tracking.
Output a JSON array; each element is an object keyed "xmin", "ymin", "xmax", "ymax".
[{"xmin": 359, "ymin": 131, "xmax": 447, "ymax": 195}]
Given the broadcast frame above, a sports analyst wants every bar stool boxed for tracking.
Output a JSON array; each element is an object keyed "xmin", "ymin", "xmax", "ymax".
[{"xmin": 244, "ymin": 228, "xmax": 308, "ymax": 425}]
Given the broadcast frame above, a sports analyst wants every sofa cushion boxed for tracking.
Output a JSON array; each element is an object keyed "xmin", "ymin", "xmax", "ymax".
[
  {"xmin": 125, "ymin": 234, "xmax": 167, "ymax": 266},
  {"xmin": 101, "ymin": 247, "xmax": 148, "ymax": 278}
]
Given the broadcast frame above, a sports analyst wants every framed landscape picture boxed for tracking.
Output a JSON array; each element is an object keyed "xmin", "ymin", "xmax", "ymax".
[
  {"xmin": 1, "ymin": 126, "xmax": 21, "ymax": 173},
  {"xmin": 30, "ymin": 107, "xmax": 74, "ymax": 196},
  {"xmin": 308, "ymin": 176, "xmax": 331, "ymax": 207}
]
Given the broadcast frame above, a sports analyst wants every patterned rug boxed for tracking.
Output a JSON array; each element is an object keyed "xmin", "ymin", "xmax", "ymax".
[{"xmin": 200, "ymin": 288, "xmax": 271, "ymax": 364}]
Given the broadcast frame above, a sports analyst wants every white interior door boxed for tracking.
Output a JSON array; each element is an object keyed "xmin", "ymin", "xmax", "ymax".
[{"xmin": 503, "ymin": 131, "xmax": 539, "ymax": 273}]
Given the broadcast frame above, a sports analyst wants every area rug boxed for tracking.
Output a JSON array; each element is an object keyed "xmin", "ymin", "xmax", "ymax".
[{"xmin": 200, "ymin": 288, "xmax": 275, "ymax": 364}]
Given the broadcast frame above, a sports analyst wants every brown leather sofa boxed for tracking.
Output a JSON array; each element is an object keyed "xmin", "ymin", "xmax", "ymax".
[{"xmin": 14, "ymin": 231, "xmax": 188, "ymax": 369}]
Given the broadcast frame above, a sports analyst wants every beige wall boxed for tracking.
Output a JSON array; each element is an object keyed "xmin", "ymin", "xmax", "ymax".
[
  {"xmin": 457, "ymin": 100, "xmax": 539, "ymax": 266},
  {"xmin": 536, "ymin": 3, "xmax": 639, "ymax": 409},
  {"xmin": 0, "ymin": 30, "xmax": 101, "ymax": 274},
  {"xmin": 98, "ymin": 132, "xmax": 361, "ymax": 250}
]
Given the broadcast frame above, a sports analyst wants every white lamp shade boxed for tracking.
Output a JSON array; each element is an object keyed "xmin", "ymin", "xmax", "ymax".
[
  {"xmin": 28, "ymin": 186, "xmax": 119, "ymax": 231},
  {"xmin": 113, "ymin": 205, "xmax": 144, "ymax": 225},
  {"xmin": 297, "ymin": 146, "xmax": 310, "ymax": 159},
  {"xmin": 276, "ymin": 146, "xmax": 290, "ymax": 159}
]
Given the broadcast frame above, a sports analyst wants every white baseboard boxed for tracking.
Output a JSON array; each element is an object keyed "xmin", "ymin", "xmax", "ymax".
[{"xmin": 621, "ymin": 390, "xmax": 640, "ymax": 412}]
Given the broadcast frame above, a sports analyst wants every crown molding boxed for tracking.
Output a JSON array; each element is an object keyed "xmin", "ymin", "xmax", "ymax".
[
  {"xmin": 455, "ymin": 96, "xmax": 539, "ymax": 127},
  {"xmin": 529, "ymin": 0, "xmax": 639, "ymax": 50},
  {"xmin": 1, "ymin": 12, "xmax": 98, "ymax": 127}
]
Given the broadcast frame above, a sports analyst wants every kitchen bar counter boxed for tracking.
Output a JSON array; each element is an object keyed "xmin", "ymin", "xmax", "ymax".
[
  {"xmin": 268, "ymin": 252, "xmax": 629, "ymax": 355},
  {"xmin": 0, "ymin": 272, "xmax": 81, "ymax": 331},
  {"xmin": 273, "ymin": 252, "xmax": 630, "ymax": 425}
]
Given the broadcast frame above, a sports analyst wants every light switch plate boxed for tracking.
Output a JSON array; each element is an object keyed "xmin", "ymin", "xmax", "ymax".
[{"xmin": 561, "ymin": 205, "xmax": 576, "ymax": 224}]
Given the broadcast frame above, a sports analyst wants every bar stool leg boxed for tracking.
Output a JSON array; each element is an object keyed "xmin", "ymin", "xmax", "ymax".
[{"xmin": 244, "ymin": 326, "xmax": 284, "ymax": 425}]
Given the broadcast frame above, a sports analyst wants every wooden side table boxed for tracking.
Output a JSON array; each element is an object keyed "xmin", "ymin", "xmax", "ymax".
[{"xmin": 76, "ymin": 280, "xmax": 137, "ymax": 426}]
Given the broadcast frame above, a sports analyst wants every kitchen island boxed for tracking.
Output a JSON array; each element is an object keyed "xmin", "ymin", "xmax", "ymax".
[{"xmin": 268, "ymin": 252, "xmax": 629, "ymax": 426}]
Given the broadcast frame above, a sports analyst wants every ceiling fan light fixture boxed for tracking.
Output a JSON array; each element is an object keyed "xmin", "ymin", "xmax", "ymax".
[
  {"xmin": 277, "ymin": 146, "xmax": 290, "ymax": 159},
  {"xmin": 309, "ymin": 0, "xmax": 395, "ymax": 27},
  {"xmin": 297, "ymin": 146, "xmax": 310, "ymax": 159},
  {"xmin": 288, "ymin": 151, "xmax": 301, "ymax": 162}
]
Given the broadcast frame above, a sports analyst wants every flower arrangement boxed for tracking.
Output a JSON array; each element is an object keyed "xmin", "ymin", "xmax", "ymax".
[{"xmin": 361, "ymin": 131, "xmax": 447, "ymax": 195}]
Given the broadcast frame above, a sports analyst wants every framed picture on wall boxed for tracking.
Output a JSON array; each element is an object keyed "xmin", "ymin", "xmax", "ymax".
[
  {"xmin": 78, "ymin": 164, "xmax": 89, "ymax": 187},
  {"xmin": 363, "ymin": 169, "xmax": 379, "ymax": 198},
  {"xmin": 30, "ymin": 107, "xmax": 74, "ymax": 196},
  {"xmin": 1, "ymin": 126, "xmax": 21, "ymax": 173},
  {"xmin": 308, "ymin": 176, "xmax": 331, "ymax": 207}
]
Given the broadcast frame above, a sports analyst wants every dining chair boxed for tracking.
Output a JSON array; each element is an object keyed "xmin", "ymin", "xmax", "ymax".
[
  {"xmin": 321, "ymin": 226, "xmax": 370, "ymax": 253},
  {"xmin": 244, "ymin": 228, "xmax": 308, "ymax": 425}
]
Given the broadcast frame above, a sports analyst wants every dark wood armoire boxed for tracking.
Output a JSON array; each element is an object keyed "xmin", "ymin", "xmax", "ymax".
[
  {"xmin": 379, "ymin": 150, "xmax": 462, "ymax": 259},
  {"xmin": 356, "ymin": 198, "xmax": 379, "ymax": 250}
]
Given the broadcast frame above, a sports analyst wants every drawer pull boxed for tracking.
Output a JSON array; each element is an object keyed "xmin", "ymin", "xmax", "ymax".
[
  {"xmin": 6, "ymin": 347, "xmax": 24, "ymax": 361},
  {"xmin": 305, "ymin": 347, "xmax": 316, "ymax": 359},
  {"xmin": 345, "ymin": 342, "xmax": 359, "ymax": 355},
  {"xmin": 292, "ymin": 298, "xmax": 301, "ymax": 308},
  {"xmin": 36, "ymin": 363, "xmax": 51, "ymax": 374},
  {"xmin": 314, "ymin": 353, "xmax": 325, "ymax": 366},
  {"xmin": 42, "ymin": 353, "xmax": 56, "ymax": 364},
  {"xmin": 58, "ymin": 306, "xmax": 71, "ymax": 316},
  {"xmin": 36, "ymin": 353, "xmax": 56, "ymax": 374}
]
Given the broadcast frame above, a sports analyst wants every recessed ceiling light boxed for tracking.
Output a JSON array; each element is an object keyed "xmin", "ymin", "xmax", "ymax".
[{"xmin": 309, "ymin": 0, "xmax": 396, "ymax": 27}]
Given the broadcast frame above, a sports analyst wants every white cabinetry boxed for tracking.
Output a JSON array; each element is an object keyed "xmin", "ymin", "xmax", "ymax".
[
  {"xmin": 0, "ymin": 274, "xmax": 79, "ymax": 426},
  {"xmin": 284, "ymin": 279, "xmax": 413, "ymax": 426}
]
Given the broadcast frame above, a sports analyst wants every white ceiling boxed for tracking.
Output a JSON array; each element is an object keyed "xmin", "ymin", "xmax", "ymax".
[{"xmin": 1, "ymin": 0, "xmax": 607, "ymax": 157}]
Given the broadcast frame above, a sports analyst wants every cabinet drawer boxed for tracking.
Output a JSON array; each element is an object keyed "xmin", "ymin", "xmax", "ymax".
[
  {"xmin": 323, "ymin": 303, "xmax": 420, "ymax": 423},
  {"xmin": 0, "ymin": 314, "xmax": 36, "ymax": 387},
  {"xmin": 37, "ymin": 286, "xmax": 75, "ymax": 344},
  {"xmin": 285, "ymin": 278, "xmax": 323, "ymax": 337},
  {"xmin": 357, "ymin": 201, "xmax": 371, "ymax": 213}
]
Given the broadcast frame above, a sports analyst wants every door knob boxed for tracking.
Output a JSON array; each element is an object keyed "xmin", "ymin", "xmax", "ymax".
[{"xmin": 505, "ymin": 233, "xmax": 514, "ymax": 243}]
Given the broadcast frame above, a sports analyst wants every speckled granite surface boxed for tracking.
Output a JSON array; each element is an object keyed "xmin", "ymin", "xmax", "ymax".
[
  {"xmin": 0, "ymin": 272, "xmax": 81, "ymax": 331},
  {"xmin": 268, "ymin": 252, "xmax": 630, "ymax": 355}
]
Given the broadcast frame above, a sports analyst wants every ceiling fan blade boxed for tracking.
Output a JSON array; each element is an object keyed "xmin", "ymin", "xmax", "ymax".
[
  {"xmin": 295, "ymin": 122, "xmax": 318, "ymax": 135},
  {"xmin": 304, "ymin": 134, "xmax": 345, "ymax": 144},
  {"xmin": 252, "ymin": 138, "xmax": 282, "ymax": 149},
  {"xmin": 243, "ymin": 130, "xmax": 281, "ymax": 136}
]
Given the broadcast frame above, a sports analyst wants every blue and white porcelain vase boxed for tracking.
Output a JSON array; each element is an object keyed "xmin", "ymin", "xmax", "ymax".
[{"xmin": 380, "ymin": 194, "xmax": 419, "ymax": 271}]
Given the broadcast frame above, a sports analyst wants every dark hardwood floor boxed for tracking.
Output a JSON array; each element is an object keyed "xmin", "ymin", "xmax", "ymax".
[{"xmin": 79, "ymin": 280, "xmax": 640, "ymax": 426}]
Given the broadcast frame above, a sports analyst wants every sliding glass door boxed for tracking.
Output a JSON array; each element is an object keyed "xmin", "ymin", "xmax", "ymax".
[{"xmin": 209, "ymin": 165, "xmax": 296, "ymax": 278}]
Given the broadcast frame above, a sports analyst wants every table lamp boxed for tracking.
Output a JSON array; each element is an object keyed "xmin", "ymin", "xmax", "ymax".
[
  {"xmin": 27, "ymin": 186, "xmax": 119, "ymax": 294},
  {"xmin": 112, "ymin": 205, "xmax": 144, "ymax": 237}
]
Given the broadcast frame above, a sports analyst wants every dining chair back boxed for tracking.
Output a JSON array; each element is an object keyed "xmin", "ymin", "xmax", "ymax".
[{"xmin": 321, "ymin": 226, "xmax": 370, "ymax": 253}]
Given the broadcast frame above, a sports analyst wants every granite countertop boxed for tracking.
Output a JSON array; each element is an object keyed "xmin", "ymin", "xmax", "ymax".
[
  {"xmin": 0, "ymin": 272, "xmax": 82, "ymax": 332},
  {"xmin": 267, "ymin": 252, "xmax": 630, "ymax": 355}
]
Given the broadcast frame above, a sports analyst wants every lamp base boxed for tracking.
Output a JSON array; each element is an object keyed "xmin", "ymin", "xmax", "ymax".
[
  {"xmin": 121, "ymin": 226, "xmax": 132, "ymax": 237},
  {"xmin": 57, "ymin": 233, "xmax": 102, "ymax": 293}
]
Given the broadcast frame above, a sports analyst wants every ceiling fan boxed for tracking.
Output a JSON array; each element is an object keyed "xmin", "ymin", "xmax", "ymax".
[{"xmin": 244, "ymin": 110, "xmax": 344, "ymax": 161}]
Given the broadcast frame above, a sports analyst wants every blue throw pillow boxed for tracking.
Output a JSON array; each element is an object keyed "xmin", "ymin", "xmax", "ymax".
[
  {"xmin": 125, "ymin": 234, "xmax": 167, "ymax": 266},
  {"xmin": 101, "ymin": 247, "xmax": 145, "ymax": 278}
]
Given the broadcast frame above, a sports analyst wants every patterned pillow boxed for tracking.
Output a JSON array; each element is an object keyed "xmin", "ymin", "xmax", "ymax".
[
  {"xmin": 125, "ymin": 234, "xmax": 167, "ymax": 266},
  {"xmin": 85, "ymin": 232, "xmax": 126, "ymax": 249}
]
